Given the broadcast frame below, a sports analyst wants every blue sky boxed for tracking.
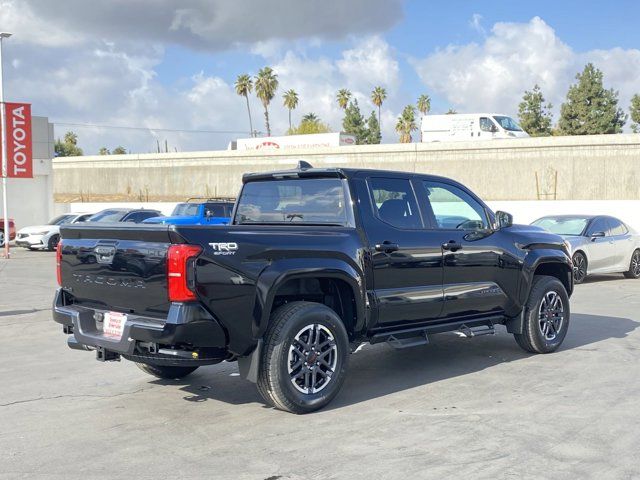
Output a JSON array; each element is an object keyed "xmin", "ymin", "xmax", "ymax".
[{"xmin": 2, "ymin": 0, "xmax": 640, "ymax": 153}]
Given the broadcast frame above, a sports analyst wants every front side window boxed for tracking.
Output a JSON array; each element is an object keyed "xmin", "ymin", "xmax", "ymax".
[
  {"xmin": 479, "ymin": 117, "xmax": 496, "ymax": 132},
  {"xmin": 204, "ymin": 203, "xmax": 229, "ymax": 217},
  {"xmin": 587, "ymin": 218, "xmax": 609, "ymax": 236},
  {"xmin": 235, "ymin": 178, "xmax": 349, "ymax": 225},
  {"xmin": 368, "ymin": 177, "xmax": 421, "ymax": 229},
  {"xmin": 424, "ymin": 181, "xmax": 488, "ymax": 230},
  {"xmin": 493, "ymin": 116, "xmax": 523, "ymax": 132}
]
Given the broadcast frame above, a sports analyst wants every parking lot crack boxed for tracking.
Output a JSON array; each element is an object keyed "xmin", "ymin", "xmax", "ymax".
[{"xmin": 0, "ymin": 387, "xmax": 150, "ymax": 408}]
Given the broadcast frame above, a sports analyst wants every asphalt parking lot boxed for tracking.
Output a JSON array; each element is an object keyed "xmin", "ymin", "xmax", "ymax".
[{"xmin": 1, "ymin": 249, "xmax": 639, "ymax": 479}]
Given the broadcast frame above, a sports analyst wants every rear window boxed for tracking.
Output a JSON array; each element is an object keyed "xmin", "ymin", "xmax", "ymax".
[{"xmin": 235, "ymin": 178, "xmax": 349, "ymax": 225}]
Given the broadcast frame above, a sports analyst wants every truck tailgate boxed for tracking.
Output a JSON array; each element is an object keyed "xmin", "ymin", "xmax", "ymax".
[{"xmin": 59, "ymin": 224, "xmax": 178, "ymax": 317}]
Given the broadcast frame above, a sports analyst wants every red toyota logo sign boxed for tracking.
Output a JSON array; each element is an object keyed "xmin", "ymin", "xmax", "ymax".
[{"xmin": 2, "ymin": 102, "xmax": 33, "ymax": 179}]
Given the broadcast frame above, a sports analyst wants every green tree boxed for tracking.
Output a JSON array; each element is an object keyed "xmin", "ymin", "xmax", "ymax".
[
  {"xmin": 254, "ymin": 67, "xmax": 279, "ymax": 137},
  {"xmin": 518, "ymin": 84, "xmax": 553, "ymax": 136},
  {"xmin": 112, "ymin": 146, "xmax": 127, "ymax": 155},
  {"xmin": 558, "ymin": 63, "xmax": 626, "ymax": 135},
  {"xmin": 364, "ymin": 110, "xmax": 381, "ymax": 144},
  {"xmin": 395, "ymin": 105, "xmax": 417, "ymax": 143},
  {"xmin": 342, "ymin": 100, "xmax": 368, "ymax": 144},
  {"xmin": 416, "ymin": 94, "xmax": 431, "ymax": 141},
  {"xmin": 98, "ymin": 147, "xmax": 110, "ymax": 155},
  {"xmin": 630, "ymin": 94, "xmax": 640, "ymax": 133},
  {"xmin": 235, "ymin": 74, "xmax": 254, "ymax": 137},
  {"xmin": 54, "ymin": 131, "xmax": 83, "ymax": 157},
  {"xmin": 446, "ymin": 108, "xmax": 457, "ymax": 115},
  {"xmin": 288, "ymin": 114, "xmax": 331, "ymax": 135},
  {"xmin": 282, "ymin": 89, "xmax": 299, "ymax": 131},
  {"xmin": 371, "ymin": 86, "xmax": 387, "ymax": 128},
  {"xmin": 336, "ymin": 89, "xmax": 352, "ymax": 110}
]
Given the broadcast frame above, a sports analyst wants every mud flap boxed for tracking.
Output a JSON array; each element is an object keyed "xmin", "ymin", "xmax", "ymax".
[
  {"xmin": 237, "ymin": 340, "xmax": 262, "ymax": 383},
  {"xmin": 505, "ymin": 310, "xmax": 526, "ymax": 335}
]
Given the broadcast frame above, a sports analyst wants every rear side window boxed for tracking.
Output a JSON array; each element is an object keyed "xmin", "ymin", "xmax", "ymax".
[
  {"xmin": 235, "ymin": 178, "xmax": 349, "ymax": 225},
  {"xmin": 124, "ymin": 211, "xmax": 160, "ymax": 223},
  {"xmin": 368, "ymin": 177, "xmax": 422, "ymax": 229},
  {"xmin": 608, "ymin": 218, "xmax": 628, "ymax": 236}
]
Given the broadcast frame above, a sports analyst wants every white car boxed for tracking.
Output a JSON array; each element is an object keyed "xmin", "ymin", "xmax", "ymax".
[{"xmin": 15, "ymin": 213, "xmax": 94, "ymax": 251}]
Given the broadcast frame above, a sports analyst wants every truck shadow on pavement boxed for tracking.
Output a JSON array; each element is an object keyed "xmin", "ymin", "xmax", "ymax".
[{"xmin": 157, "ymin": 313, "xmax": 638, "ymax": 411}]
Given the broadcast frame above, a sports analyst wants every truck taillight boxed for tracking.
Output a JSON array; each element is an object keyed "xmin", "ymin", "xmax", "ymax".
[
  {"xmin": 167, "ymin": 244, "xmax": 202, "ymax": 302},
  {"xmin": 56, "ymin": 241, "xmax": 63, "ymax": 286}
]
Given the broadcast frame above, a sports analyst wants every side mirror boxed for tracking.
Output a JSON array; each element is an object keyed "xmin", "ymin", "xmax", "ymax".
[
  {"xmin": 205, "ymin": 210, "xmax": 213, "ymax": 218},
  {"xmin": 490, "ymin": 125, "xmax": 499, "ymax": 133},
  {"xmin": 495, "ymin": 211, "xmax": 513, "ymax": 229},
  {"xmin": 590, "ymin": 231, "xmax": 605, "ymax": 241}
]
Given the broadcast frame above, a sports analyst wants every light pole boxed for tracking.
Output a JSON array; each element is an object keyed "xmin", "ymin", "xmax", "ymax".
[{"xmin": 0, "ymin": 32, "xmax": 12, "ymax": 258}]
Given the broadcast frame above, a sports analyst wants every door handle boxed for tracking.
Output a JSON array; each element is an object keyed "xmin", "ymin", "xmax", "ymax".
[
  {"xmin": 375, "ymin": 241, "xmax": 399, "ymax": 253},
  {"xmin": 442, "ymin": 240, "xmax": 462, "ymax": 252}
]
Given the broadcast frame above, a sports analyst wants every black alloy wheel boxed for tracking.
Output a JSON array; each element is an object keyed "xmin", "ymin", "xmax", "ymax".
[{"xmin": 572, "ymin": 252, "xmax": 587, "ymax": 284}]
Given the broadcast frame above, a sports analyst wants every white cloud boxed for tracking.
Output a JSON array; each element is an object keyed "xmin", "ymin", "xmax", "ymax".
[
  {"xmin": 469, "ymin": 14, "xmax": 486, "ymax": 36},
  {"xmin": 337, "ymin": 36, "xmax": 400, "ymax": 92},
  {"xmin": 411, "ymin": 16, "xmax": 640, "ymax": 124},
  {"xmin": 2, "ymin": 0, "xmax": 404, "ymax": 50}
]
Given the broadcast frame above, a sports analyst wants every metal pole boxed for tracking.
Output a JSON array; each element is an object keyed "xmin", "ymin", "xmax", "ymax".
[{"xmin": 0, "ymin": 34, "xmax": 10, "ymax": 258}]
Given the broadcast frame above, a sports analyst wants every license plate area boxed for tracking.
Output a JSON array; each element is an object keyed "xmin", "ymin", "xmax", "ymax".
[{"xmin": 102, "ymin": 311, "xmax": 127, "ymax": 339}]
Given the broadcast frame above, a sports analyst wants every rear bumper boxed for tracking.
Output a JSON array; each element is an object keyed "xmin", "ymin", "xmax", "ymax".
[{"xmin": 53, "ymin": 288, "xmax": 228, "ymax": 364}]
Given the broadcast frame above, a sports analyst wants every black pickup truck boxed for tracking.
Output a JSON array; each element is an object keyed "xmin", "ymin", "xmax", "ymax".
[{"xmin": 54, "ymin": 163, "xmax": 573, "ymax": 413}]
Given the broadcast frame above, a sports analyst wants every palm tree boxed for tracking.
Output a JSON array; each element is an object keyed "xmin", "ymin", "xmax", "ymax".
[
  {"xmin": 336, "ymin": 89, "xmax": 352, "ymax": 110},
  {"xmin": 395, "ymin": 105, "xmax": 417, "ymax": 143},
  {"xmin": 282, "ymin": 89, "xmax": 299, "ymax": 131},
  {"xmin": 235, "ymin": 74, "xmax": 254, "ymax": 137},
  {"xmin": 446, "ymin": 108, "xmax": 458, "ymax": 115},
  {"xmin": 416, "ymin": 94, "xmax": 431, "ymax": 142},
  {"xmin": 302, "ymin": 112, "xmax": 318, "ymax": 122},
  {"xmin": 371, "ymin": 86, "xmax": 387, "ymax": 128},
  {"xmin": 254, "ymin": 67, "xmax": 279, "ymax": 136}
]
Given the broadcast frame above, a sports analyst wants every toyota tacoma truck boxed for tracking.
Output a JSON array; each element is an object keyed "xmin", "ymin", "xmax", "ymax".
[{"xmin": 53, "ymin": 163, "xmax": 573, "ymax": 414}]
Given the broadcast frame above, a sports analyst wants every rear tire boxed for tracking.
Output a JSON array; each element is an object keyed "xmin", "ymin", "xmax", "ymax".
[
  {"xmin": 257, "ymin": 301, "xmax": 349, "ymax": 414},
  {"xmin": 623, "ymin": 249, "xmax": 640, "ymax": 279},
  {"xmin": 514, "ymin": 275, "xmax": 570, "ymax": 354},
  {"xmin": 135, "ymin": 363, "xmax": 198, "ymax": 379},
  {"xmin": 0, "ymin": 231, "xmax": 4, "ymax": 247},
  {"xmin": 572, "ymin": 252, "xmax": 587, "ymax": 284}
]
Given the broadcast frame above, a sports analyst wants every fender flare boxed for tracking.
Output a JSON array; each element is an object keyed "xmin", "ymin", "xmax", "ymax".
[{"xmin": 251, "ymin": 257, "xmax": 366, "ymax": 340}]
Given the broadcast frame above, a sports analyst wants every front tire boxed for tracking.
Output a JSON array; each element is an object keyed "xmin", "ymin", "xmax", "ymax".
[
  {"xmin": 135, "ymin": 363, "xmax": 198, "ymax": 379},
  {"xmin": 47, "ymin": 234, "xmax": 60, "ymax": 251},
  {"xmin": 0, "ymin": 231, "xmax": 4, "ymax": 247},
  {"xmin": 514, "ymin": 275, "xmax": 570, "ymax": 354},
  {"xmin": 623, "ymin": 249, "xmax": 640, "ymax": 279},
  {"xmin": 257, "ymin": 301, "xmax": 349, "ymax": 414},
  {"xmin": 572, "ymin": 252, "xmax": 587, "ymax": 284}
]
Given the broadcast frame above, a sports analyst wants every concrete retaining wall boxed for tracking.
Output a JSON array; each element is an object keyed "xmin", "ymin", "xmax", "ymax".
[{"xmin": 53, "ymin": 134, "xmax": 640, "ymax": 202}]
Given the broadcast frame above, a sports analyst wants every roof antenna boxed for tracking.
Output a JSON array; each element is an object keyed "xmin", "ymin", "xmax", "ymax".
[{"xmin": 297, "ymin": 160, "xmax": 313, "ymax": 170}]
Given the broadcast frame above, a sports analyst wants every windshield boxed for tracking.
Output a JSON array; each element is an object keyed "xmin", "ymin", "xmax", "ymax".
[
  {"xmin": 493, "ymin": 116, "xmax": 523, "ymax": 132},
  {"xmin": 172, "ymin": 203, "xmax": 200, "ymax": 216},
  {"xmin": 532, "ymin": 217, "xmax": 589, "ymax": 236},
  {"xmin": 87, "ymin": 210, "xmax": 126, "ymax": 222},
  {"xmin": 235, "ymin": 178, "xmax": 349, "ymax": 225},
  {"xmin": 48, "ymin": 214, "xmax": 76, "ymax": 226}
]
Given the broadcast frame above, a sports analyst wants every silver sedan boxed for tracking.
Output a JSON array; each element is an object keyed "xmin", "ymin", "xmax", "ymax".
[{"xmin": 531, "ymin": 215, "xmax": 640, "ymax": 284}]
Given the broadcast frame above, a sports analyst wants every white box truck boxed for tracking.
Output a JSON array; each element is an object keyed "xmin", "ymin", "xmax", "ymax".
[
  {"xmin": 232, "ymin": 132, "xmax": 356, "ymax": 151},
  {"xmin": 421, "ymin": 113, "xmax": 529, "ymax": 142}
]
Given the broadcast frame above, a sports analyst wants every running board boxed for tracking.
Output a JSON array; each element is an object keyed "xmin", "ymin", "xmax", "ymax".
[
  {"xmin": 455, "ymin": 324, "xmax": 495, "ymax": 338},
  {"xmin": 386, "ymin": 331, "xmax": 429, "ymax": 349}
]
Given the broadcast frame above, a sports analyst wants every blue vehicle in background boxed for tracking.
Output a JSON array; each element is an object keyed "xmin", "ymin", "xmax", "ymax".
[{"xmin": 143, "ymin": 197, "xmax": 235, "ymax": 226}]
